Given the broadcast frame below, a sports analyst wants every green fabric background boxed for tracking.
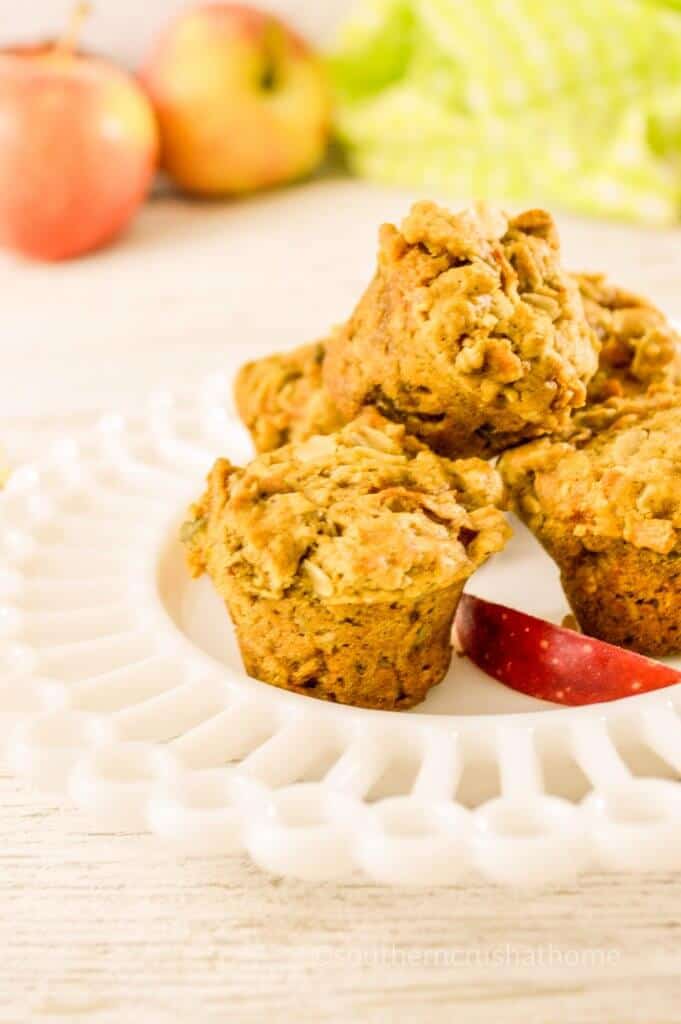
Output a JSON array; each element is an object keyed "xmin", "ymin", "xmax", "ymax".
[{"xmin": 331, "ymin": 0, "xmax": 681, "ymax": 222}]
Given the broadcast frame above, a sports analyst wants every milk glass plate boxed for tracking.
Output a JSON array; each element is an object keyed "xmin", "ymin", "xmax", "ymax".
[{"xmin": 1, "ymin": 369, "xmax": 681, "ymax": 885}]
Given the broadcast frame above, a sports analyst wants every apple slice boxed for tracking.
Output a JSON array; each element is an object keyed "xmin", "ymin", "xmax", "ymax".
[{"xmin": 453, "ymin": 594, "xmax": 681, "ymax": 706}]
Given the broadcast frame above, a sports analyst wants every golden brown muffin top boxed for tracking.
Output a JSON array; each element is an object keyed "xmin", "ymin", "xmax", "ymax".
[
  {"xmin": 576, "ymin": 272, "xmax": 681, "ymax": 403},
  {"xmin": 234, "ymin": 340, "xmax": 346, "ymax": 453},
  {"xmin": 183, "ymin": 410, "xmax": 510, "ymax": 603},
  {"xmin": 323, "ymin": 201, "xmax": 599, "ymax": 458},
  {"xmin": 500, "ymin": 391, "xmax": 681, "ymax": 555}
]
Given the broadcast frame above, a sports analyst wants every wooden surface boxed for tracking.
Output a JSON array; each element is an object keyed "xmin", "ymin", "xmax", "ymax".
[
  {"xmin": 3, "ymin": 180, "xmax": 681, "ymax": 1023},
  {"xmin": 2, "ymin": 769, "xmax": 681, "ymax": 1024}
]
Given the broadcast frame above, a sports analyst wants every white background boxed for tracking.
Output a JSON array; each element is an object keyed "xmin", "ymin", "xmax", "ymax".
[{"xmin": 0, "ymin": 0, "xmax": 350, "ymax": 61}]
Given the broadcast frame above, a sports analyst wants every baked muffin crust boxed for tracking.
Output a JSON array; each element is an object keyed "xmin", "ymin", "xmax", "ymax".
[
  {"xmin": 234, "ymin": 339, "xmax": 345, "ymax": 453},
  {"xmin": 323, "ymin": 201, "xmax": 599, "ymax": 458},
  {"xmin": 503, "ymin": 393, "xmax": 681, "ymax": 557},
  {"xmin": 500, "ymin": 392, "xmax": 681, "ymax": 655},
  {"xmin": 576, "ymin": 272, "xmax": 681, "ymax": 404},
  {"xmin": 186, "ymin": 409, "xmax": 509, "ymax": 602},
  {"xmin": 184, "ymin": 410, "xmax": 511, "ymax": 708}
]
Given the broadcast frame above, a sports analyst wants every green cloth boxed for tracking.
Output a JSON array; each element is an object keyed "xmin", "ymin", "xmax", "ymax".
[{"xmin": 330, "ymin": 0, "xmax": 681, "ymax": 222}]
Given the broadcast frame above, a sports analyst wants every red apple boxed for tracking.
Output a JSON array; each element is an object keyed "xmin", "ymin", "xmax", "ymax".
[
  {"xmin": 141, "ymin": 3, "xmax": 330, "ymax": 196},
  {"xmin": 0, "ymin": 7, "xmax": 159, "ymax": 261}
]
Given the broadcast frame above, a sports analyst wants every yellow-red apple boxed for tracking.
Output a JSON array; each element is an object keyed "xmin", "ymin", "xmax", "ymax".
[
  {"xmin": 141, "ymin": 3, "xmax": 330, "ymax": 196},
  {"xmin": 0, "ymin": 11, "xmax": 159, "ymax": 261}
]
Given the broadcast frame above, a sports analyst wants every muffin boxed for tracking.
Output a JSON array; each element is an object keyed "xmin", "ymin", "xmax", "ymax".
[
  {"xmin": 234, "ymin": 339, "xmax": 345, "ymax": 453},
  {"xmin": 576, "ymin": 272, "xmax": 681, "ymax": 404},
  {"xmin": 499, "ymin": 392, "xmax": 681, "ymax": 657},
  {"xmin": 183, "ymin": 410, "xmax": 511, "ymax": 709},
  {"xmin": 323, "ymin": 201, "xmax": 599, "ymax": 458}
]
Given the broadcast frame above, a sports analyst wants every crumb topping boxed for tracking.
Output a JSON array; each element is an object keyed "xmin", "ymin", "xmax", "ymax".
[
  {"xmin": 234, "ymin": 339, "xmax": 345, "ymax": 453},
  {"xmin": 323, "ymin": 201, "xmax": 599, "ymax": 457},
  {"xmin": 500, "ymin": 392, "xmax": 681, "ymax": 555},
  {"xmin": 183, "ymin": 410, "xmax": 510, "ymax": 602},
  {"xmin": 576, "ymin": 272, "xmax": 681, "ymax": 403}
]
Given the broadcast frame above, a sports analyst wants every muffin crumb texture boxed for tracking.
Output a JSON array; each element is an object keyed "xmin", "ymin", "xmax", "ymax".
[
  {"xmin": 323, "ymin": 201, "xmax": 599, "ymax": 457},
  {"xmin": 184, "ymin": 411, "xmax": 510, "ymax": 708},
  {"xmin": 234, "ymin": 340, "xmax": 345, "ymax": 453},
  {"xmin": 500, "ymin": 392, "xmax": 681, "ymax": 655},
  {"xmin": 576, "ymin": 272, "xmax": 681, "ymax": 404}
]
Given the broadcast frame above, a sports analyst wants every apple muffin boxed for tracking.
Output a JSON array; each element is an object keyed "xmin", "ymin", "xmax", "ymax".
[
  {"xmin": 576, "ymin": 272, "xmax": 681, "ymax": 404},
  {"xmin": 322, "ymin": 201, "xmax": 599, "ymax": 458},
  {"xmin": 234, "ymin": 339, "xmax": 345, "ymax": 453},
  {"xmin": 499, "ymin": 391, "xmax": 681, "ymax": 657},
  {"xmin": 182, "ymin": 410, "xmax": 511, "ymax": 709}
]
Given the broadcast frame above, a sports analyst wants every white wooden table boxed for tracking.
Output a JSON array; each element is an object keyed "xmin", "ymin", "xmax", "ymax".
[{"xmin": 2, "ymin": 180, "xmax": 681, "ymax": 1023}]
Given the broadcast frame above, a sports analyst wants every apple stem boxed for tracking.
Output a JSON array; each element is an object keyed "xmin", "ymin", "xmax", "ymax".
[{"xmin": 55, "ymin": 1, "xmax": 91, "ymax": 57}]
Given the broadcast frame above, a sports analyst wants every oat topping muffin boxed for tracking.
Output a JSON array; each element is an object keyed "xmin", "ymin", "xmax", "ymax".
[
  {"xmin": 323, "ymin": 201, "xmax": 599, "ymax": 459},
  {"xmin": 183, "ymin": 410, "xmax": 511, "ymax": 709},
  {"xmin": 576, "ymin": 272, "xmax": 681, "ymax": 404},
  {"xmin": 499, "ymin": 391, "xmax": 681, "ymax": 656},
  {"xmin": 234, "ymin": 339, "xmax": 346, "ymax": 453}
]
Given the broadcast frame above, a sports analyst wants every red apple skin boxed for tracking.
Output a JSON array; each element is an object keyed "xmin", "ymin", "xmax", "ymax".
[
  {"xmin": 0, "ymin": 47, "xmax": 159, "ymax": 261},
  {"xmin": 454, "ymin": 594, "xmax": 681, "ymax": 706},
  {"xmin": 141, "ymin": 3, "xmax": 331, "ymax": 196}
]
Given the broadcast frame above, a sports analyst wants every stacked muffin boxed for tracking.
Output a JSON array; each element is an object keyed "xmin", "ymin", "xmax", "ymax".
[
  {"xmin": 235, "ymin": 339, "xmax": 345, "ymax": 453},
  {"xmin": 187, "ymin": 200, "xmax": 681, "ymax": 709},
  {"xmin": 500, "ymin": 393, "xmax": 681, "ymax": 656},
  {"xmin": 500, "ymin": 280, "xmax": 680, "ymax": 658},
  {"xmin": 576, "ymin": 273, "xmax": 681, "ymax": 403},
  {"xmin": 237, "ymin": 202, "xmax": 600, "ymax": 459}
]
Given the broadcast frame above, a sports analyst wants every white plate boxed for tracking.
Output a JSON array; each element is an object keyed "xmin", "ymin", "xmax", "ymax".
[{"xmin": 1, "ymin": 375, "xmax": 681, "ymax": 885}]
